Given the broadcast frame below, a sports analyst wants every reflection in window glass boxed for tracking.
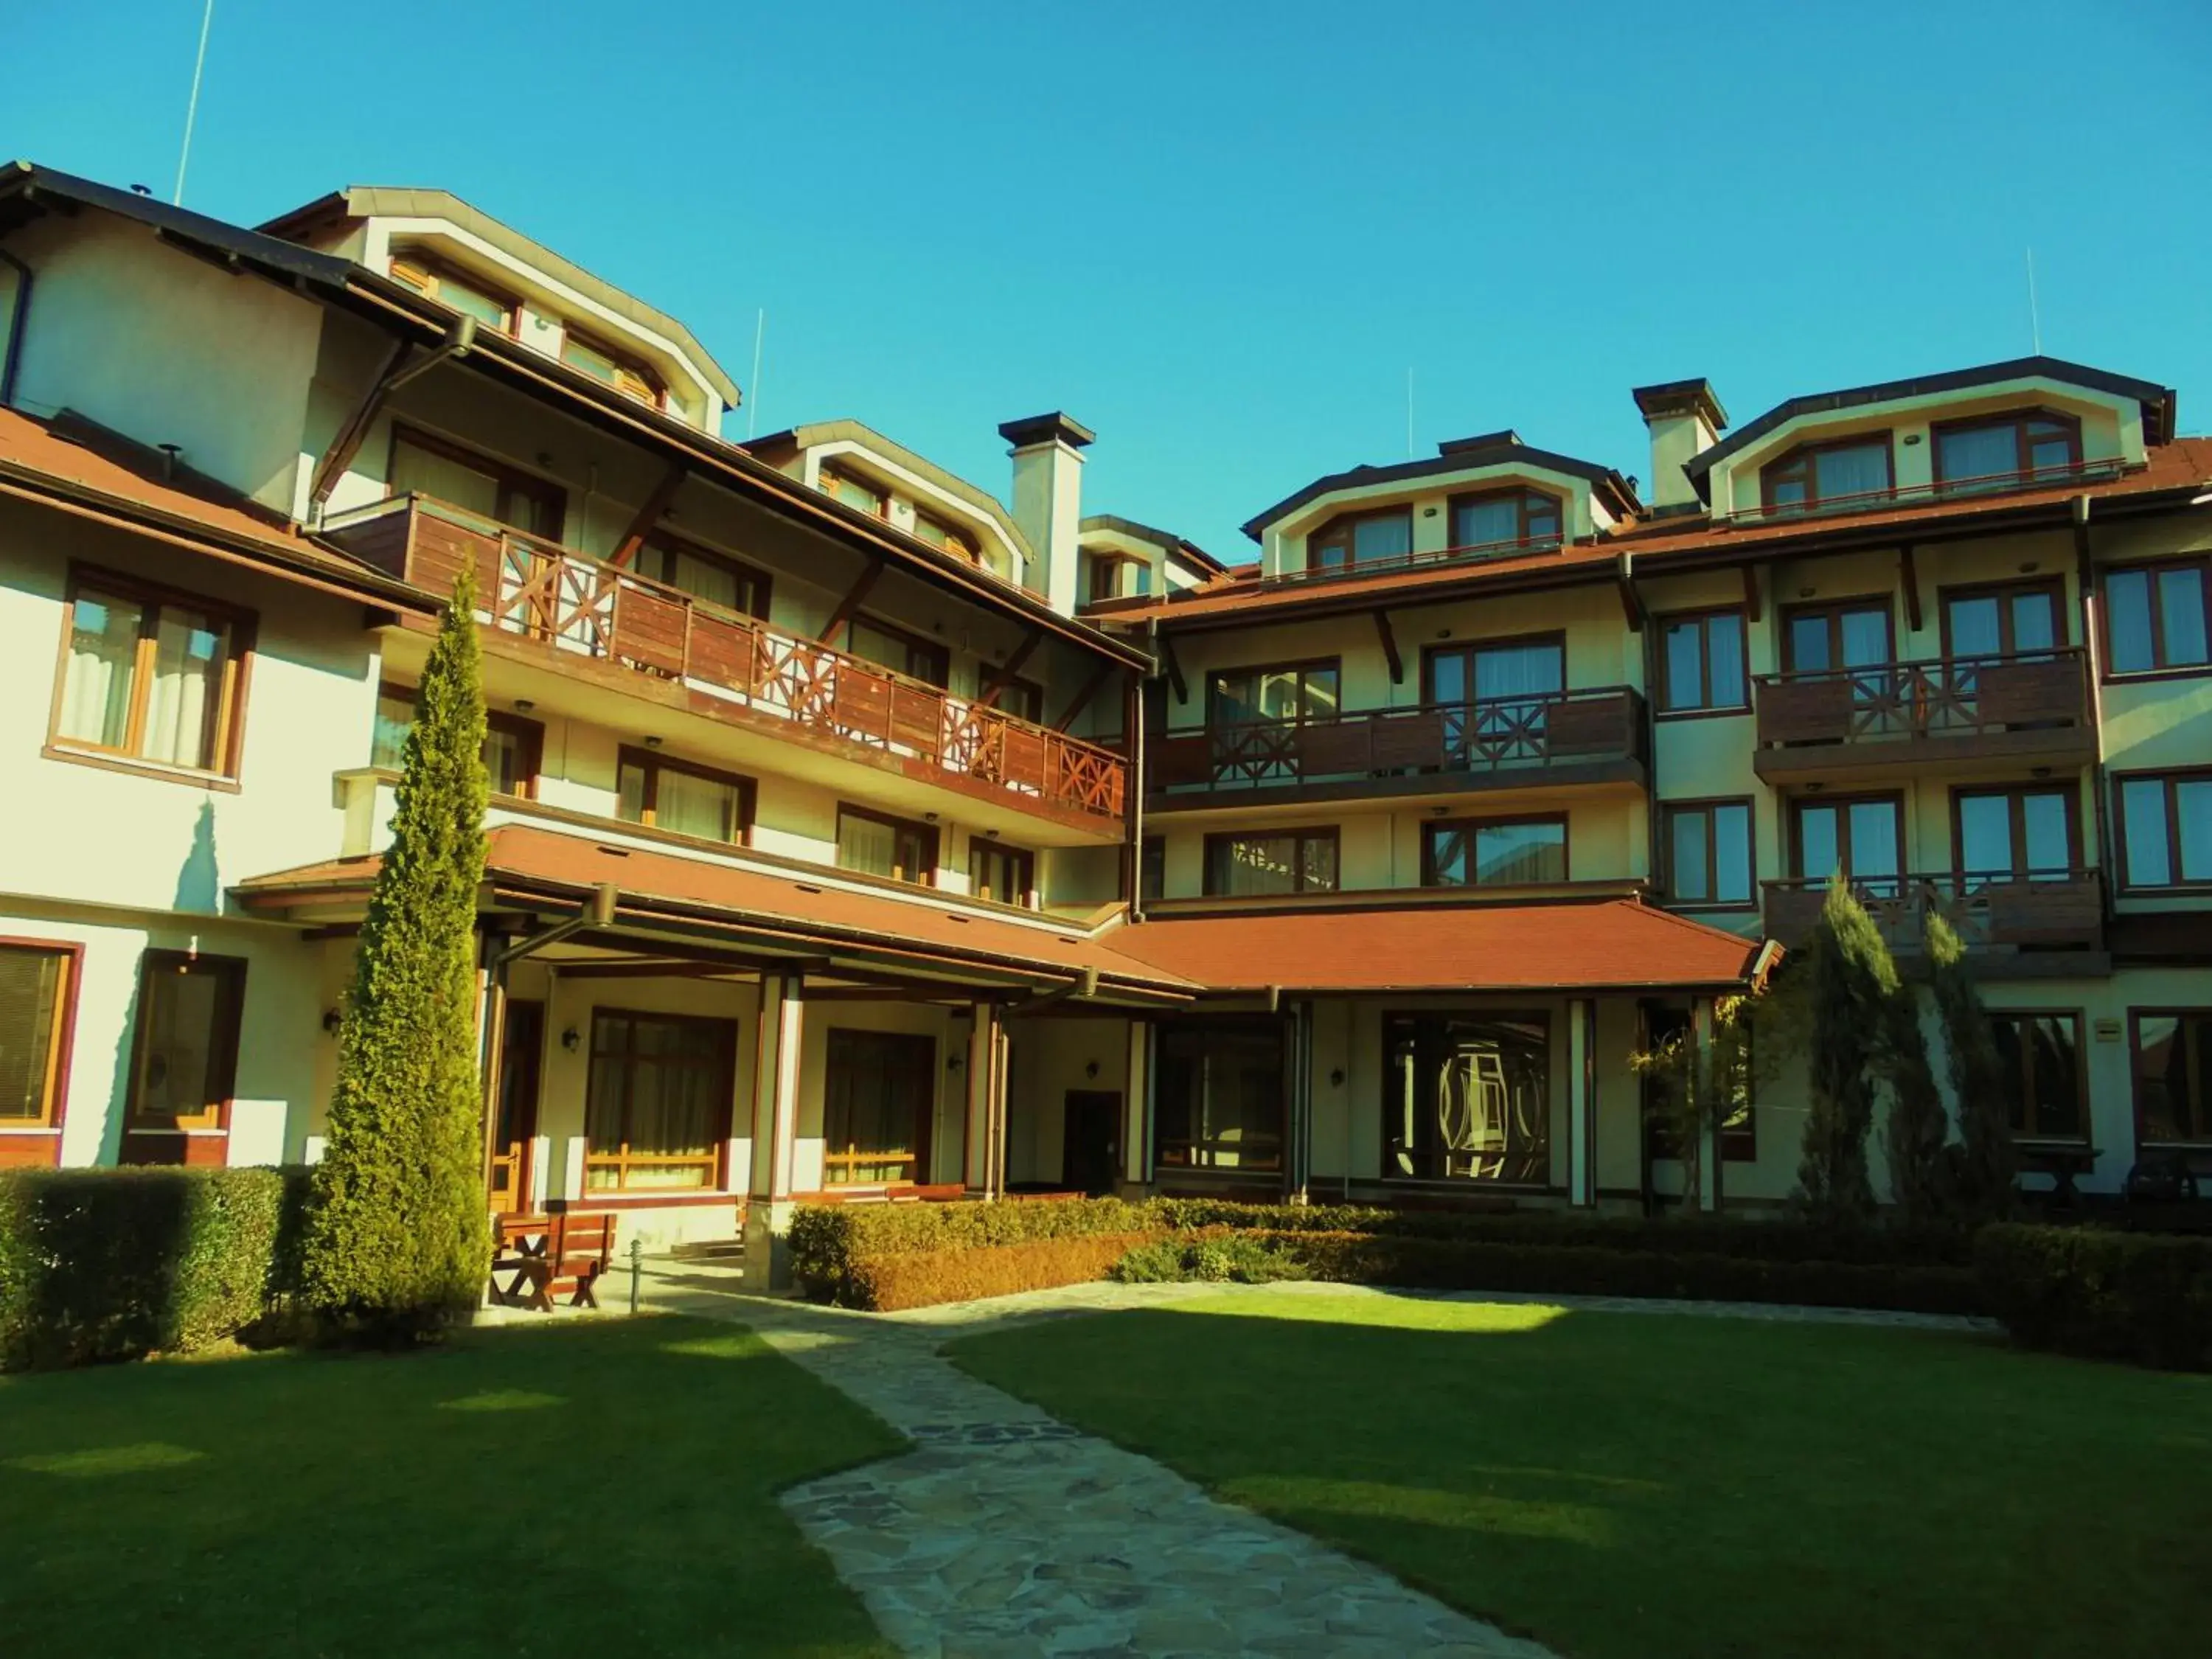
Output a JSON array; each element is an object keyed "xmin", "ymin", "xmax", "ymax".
[
  {"xmin": 1990, "ymin": 1013, "xmax": 2084, "ymax": 1141},
  {"xmin": 1426, "ymin": 819, "xmax": 1565, "ymax": 886},
  {"xmin": 2134, "ymin": 1012, "xmax": 2212, "ymax": 1144},
  {"xmin": 1385, "ymin": 1013, "xmax": 1550, "ymax": 1184},
  {"xmin": 1156, "ymin": 1020, "xmax": 1284, "ymax": 1169}
]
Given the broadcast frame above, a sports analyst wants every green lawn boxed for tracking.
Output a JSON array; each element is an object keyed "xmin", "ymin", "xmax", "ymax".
[
  {"xmin": 0, "ymin": 1316, "xmax": 900, "ymax": 1658},
  {"xmin": 953, "ymin": 1293, "xmax": 2212, "ymax": 1659}
]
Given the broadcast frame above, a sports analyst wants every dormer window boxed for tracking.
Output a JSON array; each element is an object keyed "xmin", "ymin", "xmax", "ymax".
[
  {"xmin": 1760, "ymin": 435, "xmax": 1892, "ymax": 515},
  {"xmin": 1934, "ymin": 411, "xmax": 2081, "ymax": 492},
  {"xmin": 560, "ymin": 330, "xmax": 662, "ymax": 406},
  {"xmin": 913, "ymin": 511, "xmax": 978, "ymax": 564},
  {"xmin": 1307, "ymin": 507, "xmax": 1412, "ymax": 574},
  {"xmin": 821, "ymin": 468, "xmax": 886, "ymax": 518},
  {"xmin": 388, "ymin": 253, "xmax": 515, "ymax": 335},
  {"xmin": 1449, "ymin": 487, "xmax": 1562, "ymax": 552},
  {"xmin": 1085, "ymin": 551, "xmax": 1152, "ymax": 603}
]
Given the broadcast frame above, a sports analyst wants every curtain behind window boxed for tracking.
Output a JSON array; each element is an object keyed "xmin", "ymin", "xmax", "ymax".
[{"xmin": 60, "ymin": 591, "xmax": 140, "ymax": 748}]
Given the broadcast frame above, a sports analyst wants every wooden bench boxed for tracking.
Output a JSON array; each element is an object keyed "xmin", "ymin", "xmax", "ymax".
[{"xmin": 489, "ymin": 1211, "xmax": 617, "ymax": 1311}]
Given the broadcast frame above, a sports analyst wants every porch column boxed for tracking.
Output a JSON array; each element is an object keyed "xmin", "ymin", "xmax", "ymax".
[
  {"xmin": 1287, "ymin": 1001, "xmax": 1314, "ymax": 1203},
  {"xmin": 1568, "ymin": 998, "xmax": 1598, "ymax": 1208},
  {"xmin": 1123, "ymin": 1018, "xmax": 1152, "ymax": 1192},
  {"xmin": 743, "ymin": 973, "xmax": 804, "ymax": 1286},
  {"xmin": 964, "ymin": 1000, "xmax": 1005, "ymax": 1197}
]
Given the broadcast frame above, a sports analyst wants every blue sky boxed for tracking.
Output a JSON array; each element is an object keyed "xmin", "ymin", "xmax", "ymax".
[{"xmin": 13, "ymin": 1, "xmax": 2211, "ymax": 559}]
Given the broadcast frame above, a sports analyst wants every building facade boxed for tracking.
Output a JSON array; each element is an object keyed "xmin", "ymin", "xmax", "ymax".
[{"xmin": 0, "ymin": 162, "xmax": 2204, "ymax": 1265}]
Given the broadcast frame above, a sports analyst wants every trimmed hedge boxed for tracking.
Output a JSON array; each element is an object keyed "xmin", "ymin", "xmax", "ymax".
[
  {"xmin": 848, "ymin": 1231, "xmax": 1164, "ymax": 1312},
  {"xmin": 1976, "ymin": 1222, "xmax": 2212, "ymax": 1371},
  {"xmin": 789, "ymin": 1197, "xmax": 1151, "ymax": 1306},
  {"xmin": 0, "ymin": 1167, "xmax": 309, "ymax": 1371},
  {"xmin": 1150, "ymin": 1198, "xmax": 1978, "ymax": 1267}
]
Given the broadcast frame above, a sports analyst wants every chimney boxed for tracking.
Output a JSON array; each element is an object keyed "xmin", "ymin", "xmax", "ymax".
[
  {"xmin": 1632, "ymin": 379, "xmax": 1728, "ymax": 510},
  {"xmin": 998, "ymin": 411, "xmax": 1094, "ymax": 614}
]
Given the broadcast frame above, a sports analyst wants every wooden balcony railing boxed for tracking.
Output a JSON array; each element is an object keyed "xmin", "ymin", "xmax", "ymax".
[
  {"xmin": 821, "ymin": 1144, "xmax": 919, "ymax": 1186},
  {"xmin": 1256, "ymin": 529, "xmax": 1564, "ymax": 591},
  {"xmin": 1761, "ymin": 871, "xmax": 2105, "ymax": 956},
  {"xmin": 1152, "ymin": 686, "xmax": 1646, "ymax": 796},
  {"xmin": 1722, "ymin": 456, "xmax": 2128, "ymax": 525},
  {"xmin": 1753, "ymin": 650, "xmax": 2092, "ymax": 754},
  {"xmin": 324, "ymin": 494, "xmax": 1127, "ymax": 824}
]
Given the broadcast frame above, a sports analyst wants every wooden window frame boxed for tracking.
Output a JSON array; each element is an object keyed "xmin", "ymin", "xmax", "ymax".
[
  {"xmin": 1420, "ymin": 630, "xmax": 1568, "ymax": 706},
  {"xmin": 1639, "ymin": 1003, "xmax": 1756, "ymax": 1164},
  {"xmin": 638, "ymin": 531, "xmax": 773, "ymax": 622},
  {"xmin": 0, "ymin": 937, "xmax": 83, "ymax": 1143},
  {"xmin": 386, "ymin": 251, "xmax": 518, "ymax": 335},
  {"xmin": 912, "ymin": 509, "xmax": 979, "ymax": 565},
  {"xmin": 581, "ymin": 1007, "xmax": 737, "ymax": 1192},
  {"xmin": 821, "ymin": 1027, "xmax": 939, "ymax": 1187},
  {"xmin": 2110, "ymin": 767, "xmax": 2212, "ymax": 892},
  {"xmin": 388, "ymin": 423, "xmax": 568, "ymax": 541},
  {"xmin": 1202, "ymin": 827, "xmax": 1340, "ymax": 897},
  {"xmin": 124, "ymin": 950, "xmax": 246, "ymax": 1134},
  {"xmin": 1759, "ymin": 431, "xmax": 1895, "ymax": 514},
  {"xmin": 1154, "ymin": 1014, "xmax": 1287, "ymax": 1172},
  {"xmin": 846, "ymin": 613, "xmax": 950, "ymax": 690},
  {"xmin": 1930, "ymin": 408, "xmax": 2082, "ymax": 489},
  {"xmin": 1787, "ymin": 792, "xmax": 1907, "ymax": 887},
  {"xmin": 1305, "ymin": 505, "xmax": 1413, "ymax": 573},
  {"xmin": 1660, "ymin": 797, "xmax": 1758, "ymax": 911},
  {"xmin": 616, "ymin": 745, "xmax": 756, "ymax": 846},
  {"xmin": 1937, "ymin": 577, "xmax": 2067, "ymax": 660},
  {"xmin": 2100, "ymin": 557, "xmax": 2212, "ymax": 680},
  {"xmin": 1947, "ymin": 782, "xmax": 2081, "ymax": 881},
  {"xmin": 1778, "ymin": 595, "xmax": 1897, "ymax": 675},
  {"xmin": 835, "ymin": 803, "xmax": 940, "ymax": 887},
  {"xmin": 47, "ymin": 563, "xmax": 257, "ymax": 786},
  {"xmin": 375, "ymin": 680, "xmax": 542, "ymax": 799},
  {"xmin": 1446, "ymin": 486, "xmax": 1564, "ymax": 553},
  {"xmin": 558, "ymin": 327, "xmax": 666, "ymax": 409},
  {"xmin": 1084, "ymin": 549, "xmax": 1151, "ymax": 604},
  {"xmin": 2130, "ymin": 1008, "xmax": 2212, "ymax": 1149},
  {"xmin": 1380, "ymin": 1009, "xmax": 1556, "ymax": 1186},
  {"xmin": 1206, "ymin": 658, "xmax": 1342, "ymax": 730},
  {"xmin": 820, "ymin": 467, "xmax": 888, "ymax": 519},
  {"xmin": 1138, "ymin": 835, "xmax": 1166, "ymax": 902},
  {"xmin": 1420, "ymin": 813, "xmax": 1570, "ymax": 888},
  {"xmin": 967, "ymin": 838, "xmax": 1037, "ymax": 907},
  {"xmin": 1989, "ymin": 1008, "xmax": 2090, "ymax": 1145},
  {"xmin": 1655, "ymin": 608, "xmax": 1750, "ymax": 716}
]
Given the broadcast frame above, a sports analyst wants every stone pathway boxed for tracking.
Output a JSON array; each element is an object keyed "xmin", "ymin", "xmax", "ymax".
[{"xmin": 644, "ymin": 1270, "xmax": 1994, "ymax": 1658}]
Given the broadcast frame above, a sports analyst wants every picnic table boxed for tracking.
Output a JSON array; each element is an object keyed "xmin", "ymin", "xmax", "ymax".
[{"xmin": 489, "ymin": 1212, "xmax": 616, "ymax": 1310}]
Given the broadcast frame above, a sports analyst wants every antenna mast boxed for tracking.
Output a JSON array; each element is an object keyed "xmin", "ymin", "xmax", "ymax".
[
  {"xmin": 2025, "ymin": 246, "xmax": 2042, "ymax": 355},
  {"xmin": 1405, "ymin": 366, "xmax": 1414, "ymax": 459},
  {"xmin": 173, "ymin": 0, "xmax": 215, "ymax": 206},
  {"xmin": 747, "ymin": 308, "xmax": 765, "ymax": 439}
]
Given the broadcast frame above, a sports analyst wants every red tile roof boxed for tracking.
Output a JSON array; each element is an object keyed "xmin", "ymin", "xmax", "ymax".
[{"xmin": 1099, "ymin": 898, "xmax": 1769, "ymax": 994}]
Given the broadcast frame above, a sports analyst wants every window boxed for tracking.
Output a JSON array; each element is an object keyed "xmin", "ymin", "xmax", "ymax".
[
  {"xmin": 969, "ymin": 839, "xmax": 1035, "ymax": 905},
  {"xmin": 1085, "ymin": 550, "xmax": 1152, "ymax": 603},
  {"xmin": 387, "ymin": 252, "xmax": 515, "ymax": 333},
  {"xmin": 1426, "ymin": 636, "xmax": 1565, "ymax": 764},
  {"xmin": 1783, "ymin": 600, "xmax": 1893, "ymax": 674},
  {"xmin": 1208, "ymin": 660, "xmax": 1340, "ymax": 728},
  {"xmin": 993, "ymin": 677, "xmax": 1045, "ymax": 725},
  {"xmin": 1139, "ymin": 835, "xmax": 1166, "ymax": 902},
  {"xmin": 0, "ymin": 942, "xmax": 77, "ymax": 1132},
  {"xmin": 822, "ymin": 1029, "xmax": 936, "ymax": 1186},
  {"xmin": 821, "ymin": 469, "xmax": 886, "ymax": 517},
  {"xmin": 1943, "ymin": 580, "xmax": 2062, "ymax": 659},
  {"xmin": 1664, "ymin": 801, "xmax": 1755, "ymax": 907},
  {"xmin": 560, "ymin": 330, "xmax": 662, "ymax": 406},
  {"xmin": 1384, "ymin": 1012, "xmax": 1550, "ymax": 1184},
  {"xmin": 1204, "ymin": 829, "xmax": 1338, "ymax": 897},
  {"xmin": 1953, "ymin": 785, "xmax": 2076, "ymax": 883},
  {"xmin": 1658, "ymin": 611, "xmax": 1749, "ymax": 712},
  {"xmin": 1307, "ymin": 507, "xmax": 1413, "ymax": 574},
  {"xmin": 1933, "ymin": 411, "xmax": 2081, "ymax": 490},
  {"xmin": 372, "ymin": 684, "xmax": 541, "ymax": 798},
  {"xmin": 617, "ymin": 749, "xmax": 753, "ymax": 844},
  {"xmin": 52, "ymin": 571, "xmax": 251, "ymax": 777},
  {"xmin": 1448, "ymin": 487, "xmax": 1562, "ymax": 552},
  {"xmin": 583, "ymin": 1010, "xmax": 734, "ymax": 1190},
  {"xmin": 2104, "ymin": 560, "xmax": 2211, "ymax": 675},
  {"xmin": 1989, "ymin": 1011, "xmax": 2086, "ymax": 1141},
  {"xmin": 1760, "ymin": 437, "xmax": 1893, "ymax": 513},
  {"xmin": 634, "ymin": 535, "xmax": 771, "ymax": 619},
  {"xmin": 1156, "ymin": 1017, "xmax": 1284, "ymax": 1170},
  {"xmin": 389, "ymin": 427, "xmax": 565, "ymax": 540},
  {"xmin": 1790, "ymin": 796, "xmax": 1903, "ymax": 894},
  {"xmin": 1424, "ymin": 817, "xmax": 1566, "ymax": 887},
  {"xmin": 1640, "ymin": 1004, "xmax": 1755, "ymax": 1163},
  {"xmin": 837, "ymin": 805, "xmax": 938, "ymax": 886},
  {"xmin": 125, "ymin": 951, "xmax": 246, "ymax": 1137},
  {"xmin": 2133, "ymin": 1011, "xmax": 2212, "ymax": 1146},
  {"xmin": 912, "ymin": 512, "xmax": 977, "ymax": 563},
  {"xmin": 846, "ymin": 616, "xmax": 949, "ymax": 688},
  {"xmin": 2113, "ymin": 771, "xmax": 2212, "ymax": 889}
]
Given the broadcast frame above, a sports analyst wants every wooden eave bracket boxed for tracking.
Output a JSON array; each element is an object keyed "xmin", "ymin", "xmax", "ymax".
[
  {"xmin": 1899, "ymin": 543, "xmax": 1923, "ymax": 633},
  {"xmin": 1160, "ymin": 634, "xmax": 1189, "ymax": 706},
  {"xmin": 1374, "ymin": 608, "xmax": 1404, "ymax": 684},
  {"xmin": 608, "ymin": 461, "xmax": 688, "ymax": 569},
  {"xmin": 1741, "ymin": 564, "xmax": 1764, "ymax": 623},
  {"xmin": 975, "ymin": 629, "xmax": 1043, "ymax": 712},
  {"xmin": 1054, "ymin": 661, "xmax": 1115, "ymax": 731},
  {"xmin": 817, "ymin": 557, "xmax": 884, "ymax": 643}
]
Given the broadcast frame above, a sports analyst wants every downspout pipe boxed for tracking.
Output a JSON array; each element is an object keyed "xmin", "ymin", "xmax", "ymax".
[{"xmin": 0, "ymin": 246, "xmax": 32, "ymax": 409}]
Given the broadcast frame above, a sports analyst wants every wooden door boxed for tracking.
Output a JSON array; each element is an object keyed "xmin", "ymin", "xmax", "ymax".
[
  {"xmin": 490, "ymin": 999, "xmax": 543, "ymax": 1214},
  {"xmin": 1060, "ymin": 1091, "xmax": 1121, "ymax": 1197}
]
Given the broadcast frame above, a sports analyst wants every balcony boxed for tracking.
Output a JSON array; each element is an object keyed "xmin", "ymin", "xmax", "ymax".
[
  {"xmin": 1751, "ymin": 650, "xmax": 2094, "ymax": 784},
  {"xmin": 1150, "ymin": 686, "xmax": 1646, "ymax": 810},
  {"xmin": 324, "ymin": 494, "xmax": 1127, "ymax": 828},
  {"xmin": 1761, "ymin": 872, "xmax": 2106, "ymax": 974},
  {"xmin": 1721, "ymin": 455, "xmax": 2128, "ymax": 526}
]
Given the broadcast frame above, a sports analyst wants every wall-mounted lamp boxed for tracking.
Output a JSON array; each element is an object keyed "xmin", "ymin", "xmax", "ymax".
[
  {"xmin": 1329, "ymin": 1067, "xmax": 1346, "ymax": 1088},
  {"xmin": 947, "ymin": 1051, "xmax": 965, "ymax": 1074},
  {"xmin": 925, "ymin": 812, "xmax": 940, "ymax": 823},
  {"xmin": 514, "ymin": 698, "xmax": 536, "ymax": 713},
  {"xmin": 321, "ymin": 1008, "xmax": 343, "ymax": 1035},
  {"xmin": 644, "ymin": 735, "xmax": 664, "ymax": 749},
  {"xmin": 1085, "ymin": 1060, "xmax": 1101, "ymax": 1079},
  {"xmin": 560, "ymin": 1026, "xmax": 582, "ymax": 1053},
  {"xmin": 1902, "ymin": 433, "xmax": 1924, "ymax": 447},
  {"xmin": 1798, "ymin": 586, "xmax": 1816, "ymax": 599}
]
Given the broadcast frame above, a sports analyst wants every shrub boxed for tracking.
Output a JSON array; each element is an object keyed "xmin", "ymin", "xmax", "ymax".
[
  {"xmin": 789, "ymin": 1195, "xmax": 1151, "ymax": 1304},
  {"xmin": 847, "ymin": 1231, "xmax": 1163, "ymax": 1312},
  {"xmin": 0, "ymin": 1167, "xmax": 308, "ymax": 1370},
  {"xmin": 1975, "ymin": 1222, "xmax": 2212, "ymax": 1371},
  {"xmin": 1112, "ymin": 1230, "xmax": 1312, "ymax": 1284}
]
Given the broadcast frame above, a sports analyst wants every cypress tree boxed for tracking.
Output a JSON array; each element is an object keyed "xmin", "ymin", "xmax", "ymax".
[
  {"xmin": 300, "ymin": 568, "xmax": 490, "ymax": 1342},
  {"xmin": 1795, "ymin": 880, "xmax": 1893, "ymax": 1222},
  {"xmin": 1927, "ymin": 911, "xmax": 2017, "ymax": 1220},
  {"xmin": 1879, "ymin": 965, "xmax": 1952, "ymax": 1228}
]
